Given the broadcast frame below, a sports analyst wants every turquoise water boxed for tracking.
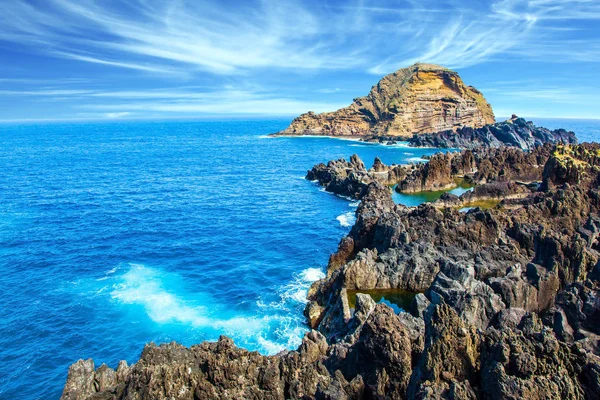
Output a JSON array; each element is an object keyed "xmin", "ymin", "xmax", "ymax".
[{"xmin": 0, "ymin": 117, "xmax": 596, "ymax": 399}]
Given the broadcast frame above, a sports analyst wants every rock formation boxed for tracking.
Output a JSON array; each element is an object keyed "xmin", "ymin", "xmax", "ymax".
[
  {"xmin": 307, "ymin": 144, "xmax": 556, "ymax": 201},
  {"xmin": 61, "ymin": 144, "xmax": 600, "ymax": 400},
  {"xmin": 274, "ymin": 63, "xmax": 495, "ymax": 138},
  {"xmin": 408, "ymin": 114, "xmax": 577, "ymax": 150}
]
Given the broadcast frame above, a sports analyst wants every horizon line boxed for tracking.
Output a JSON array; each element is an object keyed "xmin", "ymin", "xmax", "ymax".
[{"xmin": 1, "ymin": 114, "xmax": 600, "ymax": 125}]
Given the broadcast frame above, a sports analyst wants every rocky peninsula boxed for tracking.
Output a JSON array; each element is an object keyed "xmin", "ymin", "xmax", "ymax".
[
  {"xmin": 274, "ymin": 63, "xmax": 495, "ymax": 138},
  {"xmin": 61, "ymin": 141, "xmax": 600, "ymax": 399}
]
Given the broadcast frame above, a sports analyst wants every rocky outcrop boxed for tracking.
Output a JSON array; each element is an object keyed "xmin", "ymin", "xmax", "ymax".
[
  {"xmin": 303, "ymin": 143, "xmax": 600, "ymax": 398},
  {"xmin": 62, "ymin": 304, "xmax": 418, "ymax": 400},
  {"xmin": 306, "ymin": 144, "xmax": 556, "ymax": 199},
  {"xmin": 275, "ymin": 63, "xmax": 495, "ymax": 138},
  {"xmin": 408, "ymin": 114, "xmax": 577, "ymax": 150},
  {"xmin": 62, "ymin": 144, "xmax": 600, "ymax": 400}
]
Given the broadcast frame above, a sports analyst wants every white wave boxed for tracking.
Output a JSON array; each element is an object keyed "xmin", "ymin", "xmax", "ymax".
[
  {"xmin": 388, "ymin": 141, "xmax": 411, "ymax": 148},
  {"xmin": 407, "ymin": 157, "xmax": 427, "ymax": 163},
  {"xmin": 298, "ymin": 267, "xmax": 325, "ymax": 282},
  {"xmin": 258, "ymin": 267, "xmax": 325, "ymax": 311},
  {"xmin": 349, "ymin": 200, "xmax": 360, "ymax": 208},
  {"xmin": 257, "ymin": 336, "xmax": 287, "ymax": 354},
  {"xmin": 96, "ymin": 265, "xmax": 120, "ymax": 281},
  {"xmin": 108, "ymin": 263, "xmax": 325, "ymax": 355},
  {"xmin": 110, "ymin": 264, "xmax": 267, "ymax": 331},
  {"xmin": 337, "ymin": 211, "xmax": 356, "ymax": 227},
  {"xmin": 318, "ymin": 187, "xmax": 336, "ymax": 195}
]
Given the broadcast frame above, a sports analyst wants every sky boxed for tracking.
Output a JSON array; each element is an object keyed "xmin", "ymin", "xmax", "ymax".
[{"xmin": 0, "ymin": 0, "xmax": 599, "ymax": 122}]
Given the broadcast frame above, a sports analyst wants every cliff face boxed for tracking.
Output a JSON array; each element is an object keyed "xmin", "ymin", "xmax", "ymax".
[{"xmin": 276, "ymin": 63, "xmax": 495, "ymax": 138}]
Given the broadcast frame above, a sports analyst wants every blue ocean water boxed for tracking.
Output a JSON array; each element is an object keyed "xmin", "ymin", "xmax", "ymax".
[
  {"xmin": 0, "ymin": 117, "xmax": 597, "ymax": 399},
  {"xmin": 0, "ymin": 120, "xmax": 445, "ymax": 399}
]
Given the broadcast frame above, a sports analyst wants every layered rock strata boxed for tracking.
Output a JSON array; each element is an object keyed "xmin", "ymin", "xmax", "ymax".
[
  {"xmin": 275, "ymin": 63, "xmax": 495, "ymax": 138},
  {"xmin": 62, "ymin": 144, "xmax": 600, "ymax": 399}
]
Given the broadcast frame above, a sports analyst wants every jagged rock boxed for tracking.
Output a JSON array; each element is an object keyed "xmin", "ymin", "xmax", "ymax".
[
  {"xmin": 411, "ymin": 293, "xmax": 431, "ymax": 319},
  {"xmin": 408, "ymin": 304, "xmax": 480, "ymax": 398},
  {"xmin": 307, "ymin": 144, "xmax": 562, "ymax": 200},
  {"xmin": 61, "ymin": 360, "xmax": 97, "ymax": 400},
  {"xmin": 62, "ymin": 144, "xmax": 600, "ymax": 400},
  {"xmin": 428, "ymin": 264, "xmax": 506, "ymax": 330},
  {"xmin": 541, "ymin": 143, "xmax": 600, "ymax": 191},
  {"xmin": 275, "ymin": 63, "xmax": 495, "ymax": 138},
  {"xmin": 339, "ymin": 304, "xmax": 414, "ymax": 397},
  {"xmin": 480, "ymin": 327, "xmax": 596, "ymax": 399},
  {"xmin": 554, "ymin": 281, "xmax": 600, "ymax": 343},
  {"xmin": 409, "ymin": 114, "xmax": 577, "ymax": 150}
]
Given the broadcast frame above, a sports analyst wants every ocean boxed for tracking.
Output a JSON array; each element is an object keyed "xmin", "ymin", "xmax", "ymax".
[{"xmin": 0, "ymin": 117, "xmax": 597, "ymax": 398}]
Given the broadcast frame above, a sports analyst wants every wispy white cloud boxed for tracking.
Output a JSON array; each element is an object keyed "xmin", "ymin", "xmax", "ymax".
[
  {"xmin": 370, "ymin": 0, "xmax": 600, "ymax": 72},
  {"xmin": 0, "ymin": 89, "xmax": 93, "ymax": 96},
  {"xmin": 78, "ymin": 89, "xmax": 346, "ymax": 115},
  {"xmin": 0, "ymin": 0, "xmax": 598, "ymax": 78},
  {"xmin": 103, "ymin": 111, "xmax": 131, "ymax": 119},
  {"xmin": 54, "ymin": 52, "xmax": 181, "ymax": 74},
  {"xmin": 0, "ymin": 85, "xmax": 347, "ymax": 116},
  {"xmin": 482, "ymin": 84, "xmax": 600, "ymax": 103},
  {"xmin": 0, "ymin": 0, "xmax": 599, "ymax": 121},
  {"xmin": 0, "ymin": 0, "xmax": 365, "ymax": 75},
  {"xmin": 317, "ymin": 88, "xmax": 342, "ymax": 94}
]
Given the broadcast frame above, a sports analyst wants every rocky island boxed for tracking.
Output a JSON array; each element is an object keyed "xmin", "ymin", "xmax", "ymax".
[
  {"xmin": 274, "ymin": 63, "xmax": 495, "ymax": 139},
  {"xmin": 273, "ymin": 63, "xmax": 576, "ymax": 152},
  {"xmin": 62, "ymin": 141, "xmax": 600, "ymax": 399}
]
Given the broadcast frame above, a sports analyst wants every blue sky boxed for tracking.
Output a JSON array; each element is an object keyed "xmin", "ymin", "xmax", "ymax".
[{"xmin": 0, "ymin": 0, "xmax": 599, "ymax": 122}]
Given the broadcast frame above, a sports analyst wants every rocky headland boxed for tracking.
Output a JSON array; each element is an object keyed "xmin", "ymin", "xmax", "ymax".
[
  {"xmin": 274, "ymin": 63, "xmax": 495, "ymax": 138},
  {"xmin": 61, "ymin": 142, "xmax": 600, "ymax": 399}
]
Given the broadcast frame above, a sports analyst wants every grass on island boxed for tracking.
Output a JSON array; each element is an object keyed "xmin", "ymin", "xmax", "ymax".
[{"xmin": 553, "ymin": 144, "xmax": 598, "ymax": 168}]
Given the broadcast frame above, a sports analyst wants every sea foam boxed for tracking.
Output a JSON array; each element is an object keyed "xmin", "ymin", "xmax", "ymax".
[
  {"xmin": 109, "ymin": 263, "xmax": 325, "ymax": 355},
  {"xmin": 337, "ymin": 211, "xmax": 356, "ymax": 227}
]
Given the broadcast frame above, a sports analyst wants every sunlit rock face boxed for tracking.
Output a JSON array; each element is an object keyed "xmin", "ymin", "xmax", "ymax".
[{"xmin": 276, "ymin": 63, "xmax": 495, "ymax": 138}]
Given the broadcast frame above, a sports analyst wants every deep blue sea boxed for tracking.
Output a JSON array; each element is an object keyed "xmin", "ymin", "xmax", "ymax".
[{"xmin": 0, "ymin": 117, "xmax": 597, "ymax": 399}]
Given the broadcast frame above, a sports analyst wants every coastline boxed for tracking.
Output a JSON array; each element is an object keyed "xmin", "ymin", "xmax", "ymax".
[{"xmin": 60, "ymin": 141, "xmax": 600, "ymax": 399}]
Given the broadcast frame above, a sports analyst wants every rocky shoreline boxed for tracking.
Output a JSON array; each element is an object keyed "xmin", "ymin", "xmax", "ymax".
[
  {"xmin": 61, "ymin": 142, "xmax": 600, "ymax": 399},
  {"xmin": 407, "ymin": 114, "xmax": 577, "ymax": 150}
]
